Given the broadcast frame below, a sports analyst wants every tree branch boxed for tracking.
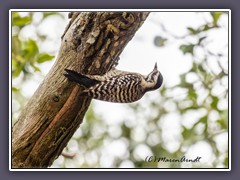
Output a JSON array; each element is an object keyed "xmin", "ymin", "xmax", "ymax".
[{"xmin": 12, "ymin": 12, "xmax": 150, "ymax": 168}]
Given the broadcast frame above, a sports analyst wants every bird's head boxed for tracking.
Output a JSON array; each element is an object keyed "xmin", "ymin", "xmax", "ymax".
[{"xmin": 145, "ymin": 62, "xmax": 163, "ymax": 91}]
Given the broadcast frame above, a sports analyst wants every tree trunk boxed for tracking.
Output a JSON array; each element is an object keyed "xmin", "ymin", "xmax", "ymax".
[{"xmin": 12, "ymin": 12, "xmax": 149, "ymax": 168}]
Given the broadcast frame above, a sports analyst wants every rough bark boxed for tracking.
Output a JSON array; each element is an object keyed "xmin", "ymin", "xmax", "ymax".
[{"xmin": 12, "ymin": 12, "xmax": 150, "ymax": 168}]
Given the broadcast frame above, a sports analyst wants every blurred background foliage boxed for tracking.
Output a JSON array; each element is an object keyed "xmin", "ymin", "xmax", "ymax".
[
  {"xmin": 12, "ymin": 12, "xmax": 229, "ymax": 168},
  {"xmin": 12, "ymin": 12, "xmax": 66, "ymax": 121}
]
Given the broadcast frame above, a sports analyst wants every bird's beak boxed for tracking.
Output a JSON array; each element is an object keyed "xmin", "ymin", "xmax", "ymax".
[{"xmin": 154, "ymin": 62, "xmax": 158, "ymax": 70}]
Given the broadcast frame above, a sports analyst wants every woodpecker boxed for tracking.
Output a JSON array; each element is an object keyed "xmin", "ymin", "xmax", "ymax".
[{"xmin": 64, "ymin": 63, "xmax": 163, "ymax": 103}]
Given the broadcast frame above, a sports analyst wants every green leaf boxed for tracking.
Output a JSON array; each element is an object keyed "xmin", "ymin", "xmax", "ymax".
[
  {"xmin": 204, "ymin": 73, "xmax": 213, "ymax": 84},
  {"xmin": 198, "ymin": 36, "xmax": 207, "ymax": 45},
  {"xmin": 179, "ymin": 44, "xmax": 194, "ymax": 55},
  {"xmin": 180, "ymin": 74, "xmax": 186, "ymax": 83},
  {"xmin": 216, "ymin": 119, "xmax": 228, "ymax": 129},
  {"xmin": 190, "ymin": 63, "xmax": 198, "ymax": 72},
  {"xmin": 12, "ymin": 87, "xmax": 19, "ymax": 92},
  {"xmin": 12, "ymin": 12, "xmax": 32, "ymax": 26},
  {"xmin": 12, "ymin": 36, "xmax": 21, "ymax": 54},
  {"xmin": 211, "ymin": 12, "xmax": 223, "ymax": 26},
  {"xmin": 22, "ymin": 39, "xmax": 39, "ymax": 61},
  {"xmin": 188, "ymin": 90, "xmax": 197, "ymax": 100},
  {"xmin": 217, "ymin": 110, "xmax": 228, "ymax": 129},
  {"xmin": 32, "ymin": 64, "xmax": 41, "ymax": 72},
  {"xmin": 199, "ymin": 115, "xmax": 208, "ymax": 124},
  {"xmin": 12, "ymin": 65, "xmax": 22, "ymax": 78},
  {"xmin": 224, "ymin": 156, "xmax": 229, "ymax": 167},
  {"xmin": 154, "ymin": 36, "xmax": 167, "ymax": 47},
  {"xmin": 202, "ymin": 24, "xmax": 210, "ymax": 31},
  {"xmin": 182, "ymin": 127, "xmax": 194, "ymax": 140},
  {"xmin": 197, "ymin": 64, "xmax": 205, "ymax": 72},
  {"xmin": 187, "ymin": 27, "xmax": 200, "ymax": 35},
  {"xmin": 211, "ymin": 96, "xmax": 219, "ymax": 109},
  {"xmin": 12, "ymin": 53, "xmax": 27, "ymax": 78},
  {"xmin": 37, "ymin": 53, "xmax": 55, "ymax": 63}
]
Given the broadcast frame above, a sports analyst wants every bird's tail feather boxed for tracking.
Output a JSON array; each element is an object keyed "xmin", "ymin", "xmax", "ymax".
[{"xmin": 64, "ymin": 69, "xmax": 99, "ymax": 88}]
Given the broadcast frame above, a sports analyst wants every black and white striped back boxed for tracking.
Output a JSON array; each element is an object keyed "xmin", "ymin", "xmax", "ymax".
[{"xmin": 86, "ymin": 74, "xmax": 144, "ymax": 103}]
